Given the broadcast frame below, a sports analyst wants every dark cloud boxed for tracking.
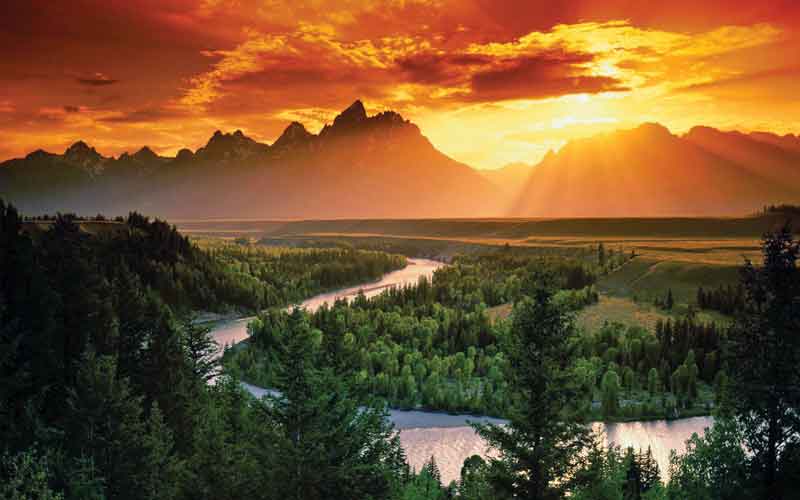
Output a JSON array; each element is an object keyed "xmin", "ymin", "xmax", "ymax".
[
  {"xmin": 76, "ymin": 75, "xmax": 118, "ymax": 86},
  {"xmin": 98, "ymin": 108, "xmax": 187, "ymax": 123},
  {"xmin": 396, "ymin": 53, "xmax": 490, "ymax": 85},
  {"xmin": 395, "ymin": 50, "xmax": 628, "ymax": 102},
  {"xmin": 468, "ymin": 53, "xmax": 627, "ymax": 101},
  {"xmin": 63, "ymin": 105, "xmax": 81, "ymax": 113}
]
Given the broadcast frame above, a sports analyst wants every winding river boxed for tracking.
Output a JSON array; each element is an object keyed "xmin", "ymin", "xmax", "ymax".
[{"xmin": 209, "ymin": 257, "xmax": 712, "ymax": 484}]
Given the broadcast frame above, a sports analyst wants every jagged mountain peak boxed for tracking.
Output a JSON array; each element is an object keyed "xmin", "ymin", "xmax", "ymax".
[
  {"xmin": 133, "ymin": 146, "xmax": 159, "ymax": 162},
  {"xmin": 334, "ymin": 100, "xmax": 367, "ymax": 125},
  {"xmin": 274, "ymin": 121, "xmax": 313, "ymax": 149},
  {"xmin": 196, "ymin": 128, "xmax": 269, "ymax": 161},
  {"xmin": 63, "ymin": 140, "xmax": 104, "ymax": 172},
  {"xmin": 65, "ymin": 140, "xmax": 98, "ymax": 156}
]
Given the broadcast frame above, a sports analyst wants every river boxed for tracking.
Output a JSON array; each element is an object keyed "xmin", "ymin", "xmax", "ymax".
[{"xmin": 209, "ymin": 257, "xmax": 713, "ymax": 484}]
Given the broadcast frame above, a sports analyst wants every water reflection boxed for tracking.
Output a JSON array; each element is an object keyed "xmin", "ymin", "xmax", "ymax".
[{"xmin": 400, "ymin": 417, "xmax": 713, "ymax": 485}]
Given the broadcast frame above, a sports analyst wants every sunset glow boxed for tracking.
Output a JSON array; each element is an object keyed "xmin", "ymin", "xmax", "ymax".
[{"xmin": 1, "ymin": 1, "xmax": 799, "ymax": 168}]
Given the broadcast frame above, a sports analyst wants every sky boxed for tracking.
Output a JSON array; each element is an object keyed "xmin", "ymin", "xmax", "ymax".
[{"xmin": 1, "ymin": 0, "xmax": 799, "ymax": 169}]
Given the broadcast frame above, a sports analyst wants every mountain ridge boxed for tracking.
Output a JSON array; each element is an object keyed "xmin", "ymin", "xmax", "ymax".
[
  {"xmin": 513, "ymin": 122, "xmax": 800, "ymax": 217},
  {"xmin": 0, "ymin": 101, "xmax": 503, "ymax": 218},
  {"xmin": 2, "ymin": 101, "xmax": 798, "ymax": 218}
]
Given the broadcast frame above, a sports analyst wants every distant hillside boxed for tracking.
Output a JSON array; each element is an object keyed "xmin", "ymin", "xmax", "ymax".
[
  {"xmin": 512, "ymin": 124, "xmax": 800, "ymax": 217},
  {"xmin": 0, "ymin": 101, "xmax": 503, "ymax": 218}
]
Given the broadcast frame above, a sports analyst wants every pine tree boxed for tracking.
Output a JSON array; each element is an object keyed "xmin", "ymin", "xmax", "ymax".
[
  {"xmin": 728, "ymin": 225, "xmax": 800, "ymax": 499},
  {"xmin": 65, "ymin": 352, "xmax": 180, "ymax": 500},
  {"xmin": 623, "ymin": 448, "xmax": 642, "ymax": 500},
  {"xmin": 259, "ymin": 308, "xmax": 406, "ymax": 500},
  {"xmin": 181, "ymin": 318, "xmax": 220, "ymax": 385},
  {"xmin": 601, "ymin": 370, "xmax": 621, "ymax": 417},
  {"xmin": 647, "ymin": 368, "xmax": 660, "ymax": 395},
  {"xmin": 473, "ymin": 278, "xmax": 590, "ymax": 499},
  {"xmin": 637, "ymin": 447, "xmax": 660, "ymax": 493}
]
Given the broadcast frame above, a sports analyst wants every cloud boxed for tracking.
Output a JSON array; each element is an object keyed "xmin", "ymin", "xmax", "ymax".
[
  {"xmin": 76, "ymin": 73, "xmax": 119, "ymax": 86},
  {"xmin": 98, "ymin": 107, "xmax": 188, "ymax": 123},
  {"xmin": 676, "ymin": 66, "xmax": 800, "ymax": 92},
  {"xmin": 468, "ymin": 52, "xmax": 627, "ymax": 101},
  {"xmin": 396, "ymin": 53, "xmax": 490, "ymax": 85},
  {"xmin": 0, "ymin": 0, "xmax": 797, "ymax": 166}
]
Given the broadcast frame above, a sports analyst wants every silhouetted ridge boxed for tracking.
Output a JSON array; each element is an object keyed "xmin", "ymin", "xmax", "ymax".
[
  {"xmin": 334, "ymin": 100, "xmax": 367, "ymax": 126},
  {"xmin": 274, "ymin": 121, "xmax": 313, "ymax": 149},
  {"xmin": 175, "ymin": 148, "xmax": 194, "ymax": 162},
  {"xmin": 195, "ymin": 129, "xmax": 269, "ymax": 161},
  {"xmin": 133, "ymin": 146, "xmax": 159, "ymax": 162},
  {"xmin": 64, "ymin": 141, "xmax": 103, "ymax": 162}
]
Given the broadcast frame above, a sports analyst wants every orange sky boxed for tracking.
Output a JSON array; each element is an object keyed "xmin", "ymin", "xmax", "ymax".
[{"xmin": 1, "ymin": 0, "xmax": 799, "ymax": 168}]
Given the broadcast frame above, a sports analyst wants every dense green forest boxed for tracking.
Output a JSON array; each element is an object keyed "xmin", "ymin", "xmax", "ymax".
[
  {"xmin": 226, "ymin": 251, "xmax": 723, "ymax": 420},
  {"xmin": 226, "ymin": 253, "xmax": 604, "ymax": 416},
  {"xmin": 198, "ymin": 240, "xmax": 406, "ymax": 310},
  {"xmin": 2, "ymin": 197, "xmax": 798, "ymax": 499}
]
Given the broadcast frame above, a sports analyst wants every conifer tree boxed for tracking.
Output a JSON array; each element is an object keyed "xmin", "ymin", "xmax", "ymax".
[
  {"xmin": 258, "ymin": 308, "xmax": 406, "ymax": 500},
  {"xmin": 473, "ymin": 275, "xmax": 590, "ymax": 499},
  {"xmin": 728, "ymin": 226, "xmax": 800, "ymax": 499}
]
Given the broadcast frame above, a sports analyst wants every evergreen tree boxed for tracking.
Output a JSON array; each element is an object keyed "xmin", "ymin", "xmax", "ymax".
[
  {"xmin": 623, "ymin": 448, "xmax": 642, "ymax": 500},
  {"xmin": 473, "ymin": 278, "xmax": 590, "ymax": 499},
  {"xmin": 181, "ymin": 319, "xmax": 220, "ymax": 385},
  {"xmin": 457, "ymin": 455, "xmax": 495, "ymax": 500},
  {"xmin": 647, "ymin": 368, "xmax": 660, "ymax": 395},
  {"xmin": 258, "ymin": 308, "xmax": 406, "ymax": 500},
  {"xmin": 637, "ymin": 447, "xmax": 660, "ymax": 494},
  {"xmin": 65, "ymin": 352, "xmax": 180, "ymax": 500},
  {"xmin": 0, "ymin": 447, "xmax": 64, "ymax": 500},
  {"xmin": 400, "ymin": 457, "xmax": 447, "ymax": 500},
  {"xmin": 601, "ymin": 370, "xmax": 621, "ymax": 418},
  {"xmin": 727, "ymin": 226, "xmax": 800, "ymax": 499}
]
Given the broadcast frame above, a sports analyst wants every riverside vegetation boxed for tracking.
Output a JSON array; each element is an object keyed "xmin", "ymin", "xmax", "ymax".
[
  {"xmin": 1, "ymin": 198, "xmax": 798, "ymax": 499},
  {"xmin": 226, "ymin": 250, "xmax": 722, "ymax": 421}
]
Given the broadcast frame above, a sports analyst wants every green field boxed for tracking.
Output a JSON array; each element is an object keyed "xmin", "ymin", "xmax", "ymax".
[{"xmin": 596, "ymin": 257, "xmax": 742, "ymax": 303}]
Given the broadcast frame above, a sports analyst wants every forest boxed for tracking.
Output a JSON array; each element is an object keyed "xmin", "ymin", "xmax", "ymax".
[
  {"xmin": 1, "ymin": 197, "xmax": 798, "ymax": 499},
  {"xmin": 226, "ymin": 251, "xmax": 722, "ymax": 421}
]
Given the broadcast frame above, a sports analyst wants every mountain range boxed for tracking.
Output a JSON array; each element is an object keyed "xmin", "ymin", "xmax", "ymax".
[
  {"xmin": 1, "ymin": 100, "xmax": 799, "ymax": 218},
  {"xmin": 514, "ymin": 123, "xmax": 800, "ymax": 216}
]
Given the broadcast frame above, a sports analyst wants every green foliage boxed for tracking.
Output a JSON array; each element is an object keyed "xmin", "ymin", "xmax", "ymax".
[
  {"xmin": 601, "ymin": 370, "xmax": 621, "ymax": 417},
  {"xmin": 399, "ymin": 457, "xmax": 448, "ymax": 500},
  {"xmin": 202, "ymin": 241, "xmax": 406, "ymax": 310},
  {"xmin": 473, "ymin": 280, "xmax": 591, "ymax": 499},
  {"xmin": 256, "ymin": 309, "xmax": 406, "ymax": 500},
  {"xmin": 230, "ymin": 253, "xmax": 606, "ymax": 417},
  {"xmin": 0, "ymin": 447, "xmax": 64, "ymax": 500},
  {"xmin": 665, "ymin": 418, "xmax": 747, "ymax": 500},
  {"xmin": 572, "ymin": 443, "xmax": 662, "ymax": 500},
  {"xmin": 726, "ymin": 225, "xmax": 800, "ymax": 499},
  {"xmin": 456, "ymin": 455, "xmax": 496, "ymax": 500}
]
